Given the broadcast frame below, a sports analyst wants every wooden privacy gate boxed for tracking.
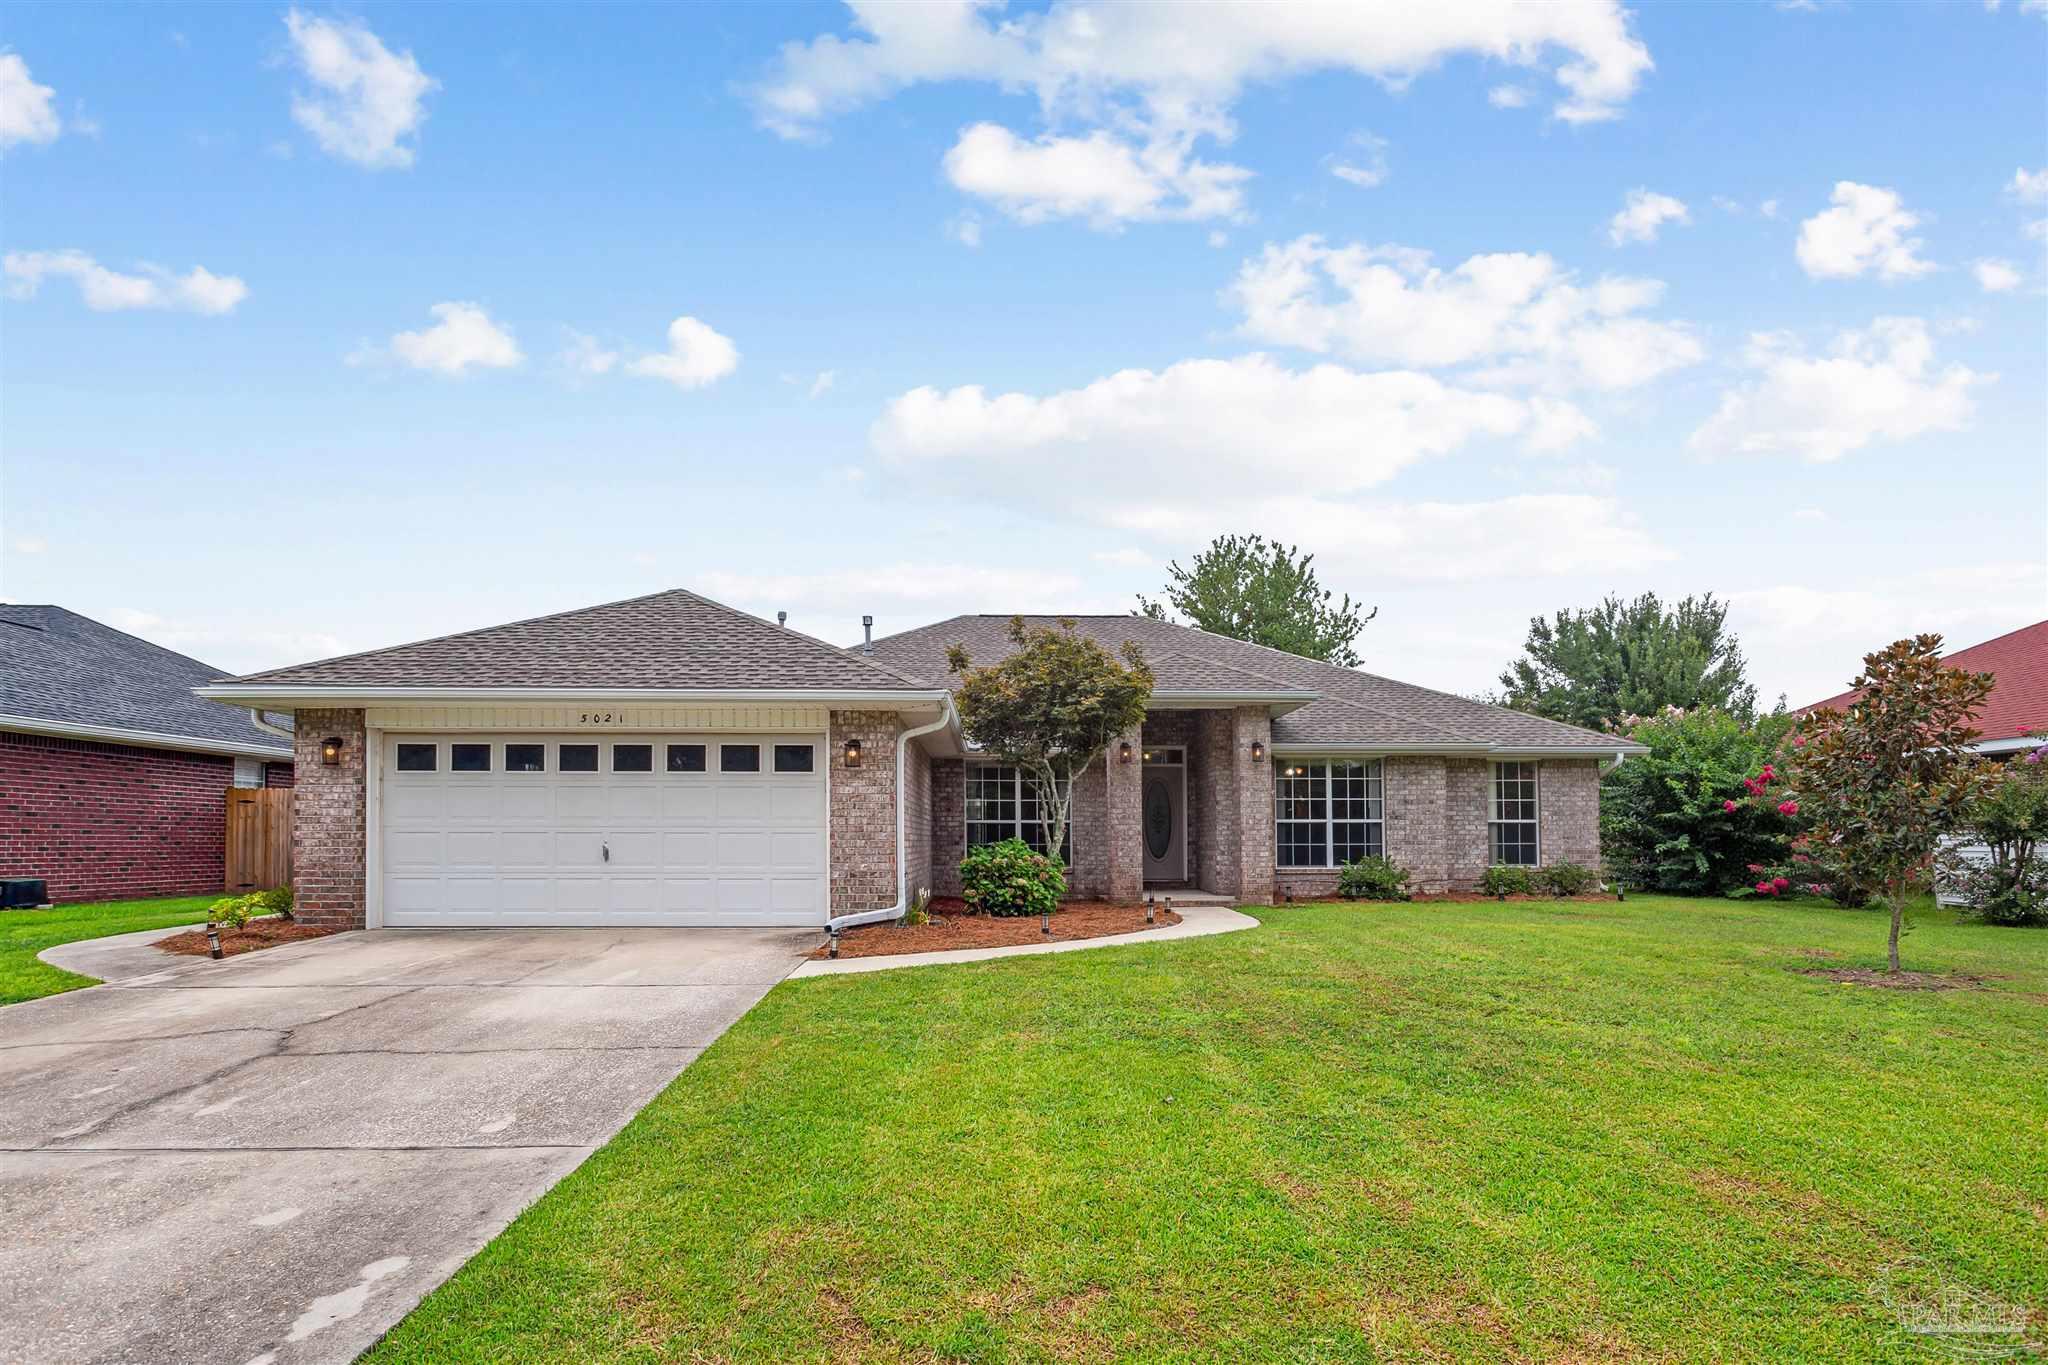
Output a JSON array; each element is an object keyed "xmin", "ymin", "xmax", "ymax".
[{"xmin": 225, "ymin": 788, "xmax": 293, "ymax": 893}]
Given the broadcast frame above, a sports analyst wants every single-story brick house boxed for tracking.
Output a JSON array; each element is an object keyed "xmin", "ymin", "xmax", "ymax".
[
  {"xmin": 193, "ymin": 589, "xmax": 1639, "ymax": 932},
  {"xmin": 3, "ymin": 606, "xmax": 295, "ymax": 904}
]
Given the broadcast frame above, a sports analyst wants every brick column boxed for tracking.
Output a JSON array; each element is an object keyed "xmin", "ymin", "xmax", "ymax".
[
  {"xmin": 293, "ymin": 708, "xmax": 366, "ymax": 929},
  {"xmin": 1231, "ymin": 707, "xmax": 1275, "ymax": 905},
  {"xmin": 829, "ymin": 710, "xmax": 903, "ymax": 913},
  {"xmin": 1103, "ymin": 724, "xmax": 1144, "ymax": 901},
  {"xmin": 1385, "ymin": 756, "xmax": 1449, "ymax": 893}
]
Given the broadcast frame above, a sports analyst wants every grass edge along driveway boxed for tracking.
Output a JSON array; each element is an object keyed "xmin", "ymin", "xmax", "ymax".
[
  {"xmin": 0, "ymin": 894, "xmax": 215, "ymax": 1005},
  {"xmin": 368, "ymin": 895, "xmax": 2046, "ymax": 1363}
]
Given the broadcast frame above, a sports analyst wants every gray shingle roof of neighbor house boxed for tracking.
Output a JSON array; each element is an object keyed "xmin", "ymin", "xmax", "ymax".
[
  {"xmin": 0, "ymin": 606, "xmax": 293, "ymax": 756},
  {"xmin": 867, "ymin": 614, "xmax": 1640, "ymax": 752},
  {"xmin": 214, "ymin": 589, "xmax": 940, "ymax": 693}
]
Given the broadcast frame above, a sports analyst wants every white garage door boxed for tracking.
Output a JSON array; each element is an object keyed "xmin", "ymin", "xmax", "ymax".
[{"xmin": 379, "ymin": 733, "xmax": 828, "ymax": 927}]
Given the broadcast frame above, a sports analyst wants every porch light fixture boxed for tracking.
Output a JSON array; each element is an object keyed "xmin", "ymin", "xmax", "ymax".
[
  {"xmin": 1249, "ymin": 739, "xmax": 1266, "ymax": 763},
  {"xmin": 843, "ymin": 737, "xmax": 863, "ymax": 768},
  {"xmin": 1118, "ymin": 741, "xmax": 1134, "ymax": 765},
  {"xmin": 320, "ymin": 736, "xmax": 344, "ymax": 766}
]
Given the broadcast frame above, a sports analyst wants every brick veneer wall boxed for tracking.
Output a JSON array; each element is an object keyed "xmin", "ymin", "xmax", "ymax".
[
  {"xmin": 291, "ymin": 709, "xmax": 367, "ymax": 928},
  {"xmin": 930, "ymin": 757, "xmax": 966, "ymax": 896},
  {"xmin": 264, "ymin": 761, "xmax": 296, "ymax": 788},
  {"xmin": 1103, "ymin": 724, "xmax": 1144, "ymax": 901},
  {"xmin": 1445, "ymin": 758, "xmax": 1492, "ymax": 887},
  {"xmin": 1231, "ymin": 707, "xmax": 1276, "ymax": 904},
  {"xmin": 0, "ymin": 730, "xmax": 261, "ymax": 903},
  {"xmin": 1193, "ymin": 710, "xmax": 1238, "ymax": 895},
  {"xmin": 1066, "ymin": 752, "xmax": 1111, "ymax": 898},
  {"xmin": 1538, "ymin": 760, "xmax": 1603, "ymax": 869},
  {"xmin": 828, "ymin": 710, "xmax": 903, "ymax": 912},
  {"xmin": 903, "ymin": 742, "xmax": 933, "ymax": 903}
]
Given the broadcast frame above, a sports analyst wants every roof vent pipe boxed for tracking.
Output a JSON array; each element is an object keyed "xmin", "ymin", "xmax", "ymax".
[
  {"xmin": 777, "ymin": 611, "xmax": 787, "ymax": 628},
  {"xmin": 862, "ymin": 615, "xmax": 874, "ymax": 654}
]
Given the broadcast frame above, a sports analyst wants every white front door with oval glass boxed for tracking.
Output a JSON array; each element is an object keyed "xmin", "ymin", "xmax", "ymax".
[{"xmin": 1141, "ymin": 760, "xmax": 1186, "ymax": 883}]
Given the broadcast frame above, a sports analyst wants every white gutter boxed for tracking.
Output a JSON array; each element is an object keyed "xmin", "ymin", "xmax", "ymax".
[
  {"xmin": 0, "ymin": 714, "xmax": 293, "ymax": 761},
  {"xmin": 1269, "ymin": 742, "xmax": 1648, "ymax": 759},
  {"xmin": 194, "ymin": 684, "xmax": 950, "ymax": 707},
  {"xmin": 825, "ymin": 695, "xmax": 958, "ymax": 953},
  {"xmin": 243, "ymin": 708, "xmax": 295, "ymax": 742}
]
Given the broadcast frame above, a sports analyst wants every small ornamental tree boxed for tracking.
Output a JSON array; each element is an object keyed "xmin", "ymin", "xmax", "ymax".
[
  {"xmin": 1761, "ymin": 635, "xmax": 1994, "ymax": 972},
  {"xmin": 947, "ymin": 617, "xmax": 1154, "ymax": 870}
]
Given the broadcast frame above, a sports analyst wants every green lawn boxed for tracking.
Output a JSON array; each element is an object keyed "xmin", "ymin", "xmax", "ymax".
[
  {"xmin": 0, "ymin": 894, "xmax": 216, "ymax": 1005},
  {"xmin": 370, "ymin": 897, "xmax": 2046, "ymax": 1363}
]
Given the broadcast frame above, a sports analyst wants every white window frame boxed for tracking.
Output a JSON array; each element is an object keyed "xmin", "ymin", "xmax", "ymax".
[
  {"xmin": 1489, "ymin": 761, "xmax": 1540, "ymax": 866},
  {"xmin": 964, "ymin": 761, "xmax": 1074, "ymax": 864},
  {"xmin": 1274, "ymin": 758, "xmax": 1385, "ymax": 869}
]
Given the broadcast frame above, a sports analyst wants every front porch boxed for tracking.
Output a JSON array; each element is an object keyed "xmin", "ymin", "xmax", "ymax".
[{"xmin": 928, "ymin": 706, "xmax": 1277, "ymax": 906}]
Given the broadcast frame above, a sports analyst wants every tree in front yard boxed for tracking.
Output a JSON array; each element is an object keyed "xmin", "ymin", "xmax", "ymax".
[
  {"xmin": 1499, "ymin": 591, "xmax": 1759, "ymax": 732},
  {"xmin": 947, "ymin": 617, "xmax": 1154, "ymax": 870},
  {"xmin": 1772, "ymin": 635, "xmax": 1994, "ymax": 972},
  {"xmin": 1601, "ymin": 706, "xmax": 1799, "ymax": 896},
  {"xmin": 1137, "ymin": 533, "xmax": 1376, "ymax": 666}
]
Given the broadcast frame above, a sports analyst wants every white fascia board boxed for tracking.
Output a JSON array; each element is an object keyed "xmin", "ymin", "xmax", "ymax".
[
  {"xmin": 194, "ymin": 685, "xmax": 952, "ymax": 708},
  {"xmin": 1974, "ymin": 736, "xmax": 2043, "ymax": 754},
  {"xmin": 1270, "ymin": 741, "xmax": 1644, "ymax": 758},
  {"xmin": 0, "ymin": 714, "xmax": 293, "ymax": 761}
]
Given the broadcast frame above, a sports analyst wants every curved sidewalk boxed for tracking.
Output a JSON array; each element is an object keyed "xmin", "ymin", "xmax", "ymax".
[
  {"xmin": 789, "ymin": 905, "xmax": 1260, "ymax": 977},
  {"xmin": 37, "ymin": 921, "xmax": 210, "ymax": 986}
]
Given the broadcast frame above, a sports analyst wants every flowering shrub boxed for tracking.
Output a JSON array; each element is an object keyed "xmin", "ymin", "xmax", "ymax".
[
  {"xmin": 1600, "ymin": 706, "xmax": 1799, "ymax": 897},
  {"xmin": 959, "ymin": 839, "xmax": 1065, "ymax": 918}
]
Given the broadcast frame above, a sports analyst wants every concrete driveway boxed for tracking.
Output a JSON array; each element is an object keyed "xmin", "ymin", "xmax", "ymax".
[{"xmin": 0, "ymin": 925, "xmax": 816, "ymax": 1365}]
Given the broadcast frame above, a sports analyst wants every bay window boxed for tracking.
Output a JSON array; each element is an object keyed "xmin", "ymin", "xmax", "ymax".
[{"xmin": 1274, "ymin": 759, "xmax": 1384, "ymax": 868}]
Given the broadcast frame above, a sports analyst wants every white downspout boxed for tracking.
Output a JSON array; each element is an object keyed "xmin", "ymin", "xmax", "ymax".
[
  {"xmin": 244, "ymin": 707, "xmax": 294, "ymax": 742},
  {"xmin": 1600, "ymin": 748, "xmax": 1629, "ymax": 775},
  {"xmin": 826, "ymin": 697, "xmax": 957, "ymax": 953}
]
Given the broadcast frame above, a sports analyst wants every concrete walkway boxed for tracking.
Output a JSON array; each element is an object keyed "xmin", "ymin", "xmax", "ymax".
[
  {"xmin": 38, "ymin": 920, "xmax": 209, "ymax": 985},
  {"xmin": 0, "ymin": 926, "xmax": 815, "ymax": 1365},
  {"xmin": 790, "ymin": 905, "xmax": 1260, "ymax": 977}
]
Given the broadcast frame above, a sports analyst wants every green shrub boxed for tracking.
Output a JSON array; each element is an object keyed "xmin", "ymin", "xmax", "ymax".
[
  {"xmin": 1479, "ymin": 865, "xmax": 1533, "ymax": 897},
  {"xmin": 1941, "ymin": 761, "xmax": 2048, "ymax": 926},
  {"xmin": 959, "ymin": 839, "xmax": 1065, "ymax": 918},
  {"xmin": 1537, "ymin": 862, "xmax": 1599, "ymax": 897},
  {"xmin": 1335, "ymin": 855, "xmax": 1412, "ymax": 901},
  {"xmin": 255, "ymin": 885, "xmax": 294, "ymax": 919},
  {"xmin": 208, "ymin": 893, "xmax": 257, "ymax": 929},
  {"xmin": 1600, "ymin": 706, "xmax": 1799, "ymax": 897}
]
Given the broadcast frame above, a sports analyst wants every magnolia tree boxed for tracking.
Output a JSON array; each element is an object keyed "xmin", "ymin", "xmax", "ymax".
[
  {"xmin": 1740, "ymin": 635, "xmax": 1993, "ymax": 972},
  {"xmin": 947, "ymin": 617, "xmax": 1154, "ymax": 868}
]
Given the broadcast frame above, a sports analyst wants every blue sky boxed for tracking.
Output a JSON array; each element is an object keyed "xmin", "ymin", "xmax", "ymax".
[{"xmin": 3, "ymin": 0, "xmax": 2043, "ymax": 704}]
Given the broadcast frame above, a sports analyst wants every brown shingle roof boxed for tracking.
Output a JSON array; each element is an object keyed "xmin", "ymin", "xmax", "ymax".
[
  {"xmin": 222, "ymin": 589, "xmax": 937, "ymax": 692},
  {"xmin": 868, "ymin": 614, "xmax": 1629, "ymax": 751}
]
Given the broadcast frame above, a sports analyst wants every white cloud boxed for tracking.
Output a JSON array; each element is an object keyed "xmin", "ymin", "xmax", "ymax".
[
  {"xmin": 0, "ymin": 53, "xmax": 61, "ymax": 150},
  {"xmin": 360, "ymin": 302, "xmax": 522, "ymax": 375},
  {"xmin": 106, "ymin": 607, "xmax": 348, "ymax": 674},
  {"xmin": 1487, "ymin": 84, "xmax": 1532, "ymax": 109},
  {"xmin": 944, "ymin": 212, "xmax": 983, "ymax": 247},
  {"xmin": 872, "ymin": 353, "xmax": 1595, "ymax": 539},
  {"xmin": 1795, "ymin": 181, "xmax": 1935, "ymax": 280},
  {"xmin": 1258, "ymin": 493, "xmax": 1671, "ymax": 584},
  {"xmin": 751, "ymin": 1, "xmax": 1652, "ymax": 141},
  {"xmin": 1092, "ymin": 547, "xmax": 1153, "ymax": 568},
  {"xmin": 808, "ymin": 369, "xmax": 837, "ymax": 399},
  {"xmin": 1759, "ymin": 198, "xmax": 1780, "ymax": 219},
  {"xmin": 1690, "ymin": 316, "xmax": 1987, "ymax": 461},
  {"xmin": 3, "ymin": 249, "xmax": 247, "ymax": 314},
  {"xmin": 11, "ymin": 535, "xmax": 47, "ymax": 554},
  {"xmin": 941, "ymin": 122, "xmax": 1249, "ymax": 227},
  {"xmin": 283, "ymin": 10, "xmax": 435, "ymax": 169},
  {"xmin": 1732, "ymin": 562, "xmax": 2048, "ymax": 705},
  {"xmin": 2010, "ymin": 166, "xmax": 2048, "ymax": 203},
  {"xmin": 558, "ymin": 330, "xmax": 618, "ymax": 375},
  {"xmin": 1325, "ymin": 131, "xmax": 1388, "ymax": 189},
  {"xmin": 1226, "ymin": 235, "xmax": 1701, "ymax": 391},
  {"xmin": 1711, "ymin": 195, "xmax": 1742, "ymax": 214},
  {"xmin": 625, "ymin": 316, "xmax": 739, "ymax": 390},
  {"xmin": 1972, "ymin": 258, "xmax": 2022, "ymax": 293},
  {"xmin": 696, "ymin": 563, "xmax": 1101, "ymax": 639},
  {"xmin": 1607, "ymin": 188, "xmax": 1690, "ymax": 245}
]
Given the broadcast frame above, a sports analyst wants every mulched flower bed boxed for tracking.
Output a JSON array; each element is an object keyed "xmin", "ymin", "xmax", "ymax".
[
  {"xmin": 154, "ymin": 919, "xmax": 340, "ymax": 959},
  {"xmin": 1798, "ymin": 967, "xmax": 1985, "ymax": 992},
  {"xmin": 810, "ymin": 898, "xmax": 1182, "ymax": 960}
]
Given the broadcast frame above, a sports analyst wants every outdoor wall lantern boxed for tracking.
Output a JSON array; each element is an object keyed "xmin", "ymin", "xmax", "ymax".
[
  {"xmin": 1249, "ymin": 739, "xmax": 1266, "ymax": 763},
  {"xmin": 320, "ymin": 736, "xmax": 344, "ymax": 766},
  {"xmin": 843, "ymin": 737, "xmax": 863, "ymax": 768},
  {"xmin": 1118, "ymin": 740, "xmax": 1134, "ymax": 765}
]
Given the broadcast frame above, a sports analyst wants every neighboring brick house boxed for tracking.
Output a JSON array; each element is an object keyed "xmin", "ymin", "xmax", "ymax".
[
  {"xmin": 194, "ymin": 588, "xmax": 1638, "ymax": 934},
  {"xmin": 1, "ymin": 607, "xmax": 295, "ymax": 904}
]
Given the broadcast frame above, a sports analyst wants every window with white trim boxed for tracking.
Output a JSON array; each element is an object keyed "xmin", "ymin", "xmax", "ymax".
[
  {"xmin": 965, "ymin": 763, "xmax": 1073, "ymax": 863},
  {"xmin": 1490, "ymin": 761, "xmax": 1539, "ymax": 866},
  {"xmin": 1274, "ymin": 759, "xmax": 1384, "ymax": 868}
]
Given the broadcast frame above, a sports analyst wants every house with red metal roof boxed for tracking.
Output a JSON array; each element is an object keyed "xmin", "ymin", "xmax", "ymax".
[{"xmin": 1800, "ymin": 620, "xmax": 2048, "ymax": 756}]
